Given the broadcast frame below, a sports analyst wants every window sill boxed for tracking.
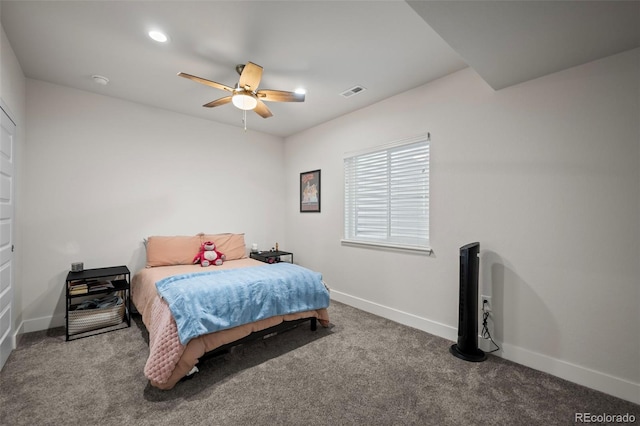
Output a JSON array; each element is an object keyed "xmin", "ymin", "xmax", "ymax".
[{"xmin": 341, "ymin": 239, "xmax": 432, "ymax": 255}]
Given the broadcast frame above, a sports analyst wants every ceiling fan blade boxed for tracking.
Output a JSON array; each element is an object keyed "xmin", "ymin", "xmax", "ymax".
[
  {"xmin": 203, "ymin": 96, "xmax": 232, "ymax": 108},
  {"xmin": 257, "ymin": 89, "xmax": 305, "ymax": 103},
  {"xmin": 253, "ymin": 99, "xmax": 273, "ymax": 118},
  {"xmin": 177, "ymin": 72, "xmax": 234, "ymax": 93},
  {"xmin": 238, "ymin": 62, "xmax": 263, "ymax": 91}
]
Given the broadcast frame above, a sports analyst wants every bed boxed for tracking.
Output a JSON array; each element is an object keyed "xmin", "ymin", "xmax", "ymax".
[{"xmin": 131, "ymin": 233, "xmax": 330, "ymax": 390}]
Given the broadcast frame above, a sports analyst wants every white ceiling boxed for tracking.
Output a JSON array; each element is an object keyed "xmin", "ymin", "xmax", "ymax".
[
  {"xmin": 408, "ymin": 0, "xmax": 640, "ymax": 90},
  {"xmin": 2, "ymin": 1, "xmax": 638, "ymax": 138}
]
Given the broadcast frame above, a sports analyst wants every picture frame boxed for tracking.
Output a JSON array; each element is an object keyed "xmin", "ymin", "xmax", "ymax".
[{"xmin": 300, "ymin": 169, "xmax": 321, "ymax": 213}]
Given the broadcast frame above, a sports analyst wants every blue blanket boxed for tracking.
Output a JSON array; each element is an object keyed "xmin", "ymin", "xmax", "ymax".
[{"xmin": 156, "ymin": 263, "xmax": 330, "ymax": 345}]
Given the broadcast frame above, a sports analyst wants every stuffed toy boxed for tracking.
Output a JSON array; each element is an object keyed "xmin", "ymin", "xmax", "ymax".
[{"xmin": 193, "ymin": 241, "xmax": 225, "ymax": 267}]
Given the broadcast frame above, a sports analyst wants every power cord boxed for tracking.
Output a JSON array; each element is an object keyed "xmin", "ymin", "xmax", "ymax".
[{"xmin": 482, "ymin": 300, "xmax": 500, "ymax": 353}]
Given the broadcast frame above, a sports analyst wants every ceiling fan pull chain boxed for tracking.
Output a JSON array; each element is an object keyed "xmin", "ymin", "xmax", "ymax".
[{"xmin": 243, "ymin": 109, "xmax": 247, "ymax": 131}]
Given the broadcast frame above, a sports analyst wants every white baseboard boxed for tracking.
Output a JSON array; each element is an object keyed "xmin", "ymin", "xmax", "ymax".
[
  {"xmin": 12, "ymin": 320, "xmax": 24, "ymax": 348},
  {"xmin": 21, "ymin": 313, "xmax": 65, "ymax": 334},
  {"xmin": 498, "ymin": 343, "xmax": 640, "ymax": 405},
  {"xmin": 331, "ymin": 290, "xmax": 458, "ymax": 342},
  {"xmin": 330, "ymin": 290, "xmax": 640, "ymax": 405}
]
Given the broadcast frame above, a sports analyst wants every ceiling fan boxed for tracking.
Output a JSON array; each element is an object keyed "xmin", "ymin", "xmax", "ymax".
[{"xmin": 178, "ymin": 62, "xmax": 305, "ymax": 118}]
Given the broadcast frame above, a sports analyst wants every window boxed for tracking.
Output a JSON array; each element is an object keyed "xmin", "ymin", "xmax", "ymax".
[{"xmin": 343, "ymin": 134, "xmax": 430, "ymax": 252}]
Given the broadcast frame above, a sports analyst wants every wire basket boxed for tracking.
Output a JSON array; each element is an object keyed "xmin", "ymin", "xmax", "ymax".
[{"xmin": 68, "ymin": 296, "xmax": 125, "ymax": 335}]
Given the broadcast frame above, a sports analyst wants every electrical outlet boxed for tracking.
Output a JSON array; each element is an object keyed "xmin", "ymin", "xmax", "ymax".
[
  {"xmin": 481, "ymin": 296, "xmax": 492, "ymax": 313},
  {"xmin": 480, "ymin": 295, "xmax": 493, "ymax": 349}
]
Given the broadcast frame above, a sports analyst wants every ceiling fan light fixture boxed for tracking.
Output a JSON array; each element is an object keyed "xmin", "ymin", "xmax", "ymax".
[
  {"xmin": 179, "ymin": 61, "xmax": 301, "ymax": 120},
  {"xmin": 232, "ymin": 93, "xmax": 258, "ymax": 110}
]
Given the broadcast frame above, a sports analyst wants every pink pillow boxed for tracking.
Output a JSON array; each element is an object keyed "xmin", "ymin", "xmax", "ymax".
[
  {"xmin": 145, "ymin": 235, "xmax": 201, "ymax": 267},
  {"xmin": 198, "ymin": 233, "xmax": 247, "ymax": 260}
]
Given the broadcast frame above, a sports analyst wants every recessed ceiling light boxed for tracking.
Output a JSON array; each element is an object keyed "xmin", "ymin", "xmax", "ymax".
[{"xmin": 148, "ymin": 30, "xmax": 168, "ymax": 43}]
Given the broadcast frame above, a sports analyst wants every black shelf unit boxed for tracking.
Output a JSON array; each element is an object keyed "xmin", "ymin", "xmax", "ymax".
[
  {"xmin": 65, "ymin": 265, "xmax": 131, "ymax": 341},
  {"xmin": 250, "ymin": 250, "xmax": 293, "ymax": 264}
]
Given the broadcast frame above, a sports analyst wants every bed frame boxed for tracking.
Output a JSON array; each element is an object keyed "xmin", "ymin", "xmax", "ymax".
[{"xmin": 182, "ymin": 317, "xmax": 318, "ymax": 380}]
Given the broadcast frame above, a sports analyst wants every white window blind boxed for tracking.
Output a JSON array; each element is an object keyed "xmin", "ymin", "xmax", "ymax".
[{"xmin": 343, "ymin": 134, "xmax": 430, "ymax": 252}]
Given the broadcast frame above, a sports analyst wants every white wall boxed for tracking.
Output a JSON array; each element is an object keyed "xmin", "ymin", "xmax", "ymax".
[
  {"xmin": 21, "ymin": 79, "xmax": 286, "ymax": 331},
  {"xmin": 1, "ymin": 23, "xmax": 26, "ymax": 346},
  {"xmin": 284, "ymin": 49, "xmax": 640, "ymax": 403}
]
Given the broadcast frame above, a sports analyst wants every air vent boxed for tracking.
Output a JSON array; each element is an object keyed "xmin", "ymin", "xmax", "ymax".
[{"xmin": 340, "ymin": 85, "xmax": 366, "ymax": 98}]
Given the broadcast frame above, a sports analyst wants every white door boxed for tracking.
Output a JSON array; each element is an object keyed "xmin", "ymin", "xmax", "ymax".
[{"xmin": 0, "ymin": 104, "xmax": 16, "ymax": 370}]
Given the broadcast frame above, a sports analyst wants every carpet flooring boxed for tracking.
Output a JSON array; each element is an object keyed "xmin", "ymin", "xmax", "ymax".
[{"xmin": 0, "ymin": 301, "xmax": 637, "ymax": 425}]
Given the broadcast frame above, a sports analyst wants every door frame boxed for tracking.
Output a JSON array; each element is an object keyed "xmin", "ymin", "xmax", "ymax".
[{"xmin": 0, "ymin": 98, "xmax": 17, "ymax": 371}]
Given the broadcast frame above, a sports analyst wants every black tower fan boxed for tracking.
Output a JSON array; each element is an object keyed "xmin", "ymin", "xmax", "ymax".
[{"xmin": 450, "ymin": 242, "xmax": 487, "ymax": 362}]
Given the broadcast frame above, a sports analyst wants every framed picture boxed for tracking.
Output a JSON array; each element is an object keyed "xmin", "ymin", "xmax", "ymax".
[{"xmin": 300, "ymin": 169, "xmax": 321, "ymax": 213}]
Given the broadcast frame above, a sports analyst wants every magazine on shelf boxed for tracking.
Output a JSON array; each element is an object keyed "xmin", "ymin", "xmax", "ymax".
[{"xmin": 88, "ymin": 280, "xmax": 114, "ymax": 292}]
